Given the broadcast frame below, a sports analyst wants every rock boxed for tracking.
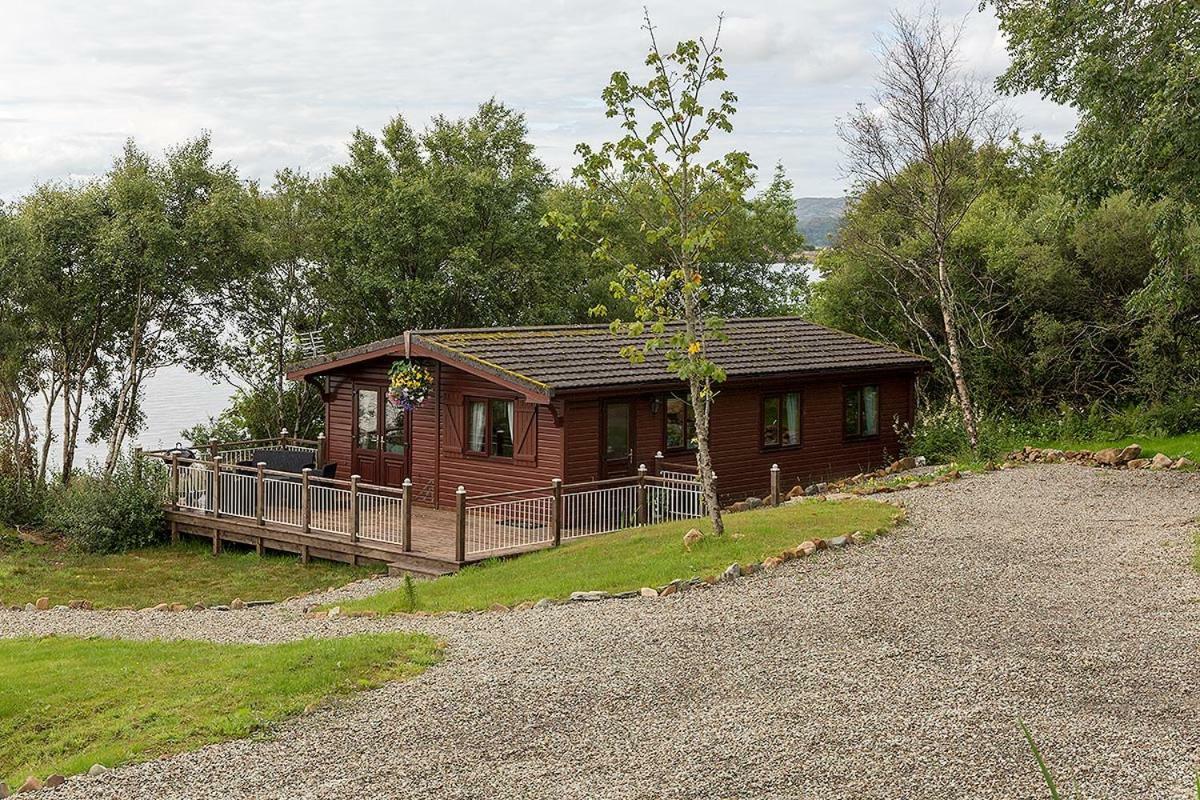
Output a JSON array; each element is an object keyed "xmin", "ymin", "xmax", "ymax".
[
  {"xmin": 150, "ymin": 603, "xmax": 170, "ymax": 612},
  {"xmin": 0, "ymin": 782, "xmax": 7, "ymax": 798},
  {"xmin": 740, "ymin": 563, "xmax": 758, "ymax": 576},
  {"xmin": 230, "ymin": 598, "xmax": 246, "ymax": 610},
  {"xmin": 488, "ymin": 603, "xmax": 510, "ymax": 612},
  {"xmin": 17, "ymin": 777, "xmax": 41, "ymax": 794},
  {"xmin": 514, "ymin": 601, "xmax": 535, "ymax": 611},
  {"xmin": 828, "ymin": 535, "xmax": 850, "ymax": 548},
  {"xmin": 658, "ymin": 583, "xmax": 678, "ymax": 597},
  {"xmin": 327, "ymin": 606, "xmax": 342, "ymax": 619},
  {"xmin": 569, "ymin": 591, "xmax": 610, "ymax": 602},
  {"xmin": 825, "ymin": 492, "xmax": 856, "ymax": 502},
  {"xmin": 851, "ymin": 532, "xmax": 870, "ymax": 545},
  {"xmin": 797, "ymin": 541, "xmax": 818, "ymax": 557},
  {"xmin": 727, "ymin": 501, "xmax": 748, "ymax": 513},
  {"xmin": 761, "ymin": 556, "xmax": 782, "ymax": 570},
  {"xmin": 244, "ymin": 600, "xmax": 274, "ymax": 608},
  {"xmin": 23, "ymin": 603, "xmax": 34, "ymax": 612},
  {"xmin": 744, "ymin": 497, "xmax": 763, "ymax": 509},
  {"xmin": 888, "ymin": 456, "xmax": 917, "ymax": 473},
  {"xmin": 812, "ymin": 538, "xmax": 829, "ymax": 551},
  {"xmin": 1126, "ymin": 458, "xmax": 1150, "ymax": 470},
  {"xmin": 1118, "ymin": 444, "xmax": 1142, "ymax": 464},
  {"xmin": 44, "ymin": 775, "xmax": 64, "ymax": 788},
  {"xmin": 1093, "ymin": 447, "xmax": 1123, "ymax": 466},
  {"xmin": 682, "ymin": 528, "xmax": 703, "ymax": 551},
  {"xmin": 639, "ymin": 587, "xmax": 658, "ymax": 598},
  {"xmin": 914, "ymin": 455, "xmax": 927, "ymax": 467},
  {"xmin": 169, "ymin": 603, "xmax": 188, "ymax": 613},
  {"xmin": 786, "ymin": 485, "xmax": 806, "ymax": 499},
  {"xmin": 804, "ymin": 482, "xmax": 827, "ymax": 496},
  {"xmin": 1172, "ymin": 457, "xmax": 1195, "ymax": 470},
  {"xmin": 534, "ymin": 598, "xmax": 555, "ymax": 609},
  {"xmin": 87, "ymin": 764, "xmax": 108, "ymax": 777},
  {"xmin": 67, "ymin": 600, "xmax": 83, "ymax": 610},
  {"xmin": 211, "ymin": 604, "xmax": 230, "ymax": 611},
  {"xmin": 1150, "ymin": 453, "xmax": 1174, "ymax": 470},
  {"xmin": 192, "ymin": 603, "xmax": 206, "ymax": 611},
  {"xmin": 1042, "ymin": 448, "xmax": 1065, "ymax": 463},
  {"xmin": 34, "ymin": 597, "xmax": 49, "ymax": 611},
  {"xmin": 722, "ymin": 563, "xmax": 741, "ymax": 582}
]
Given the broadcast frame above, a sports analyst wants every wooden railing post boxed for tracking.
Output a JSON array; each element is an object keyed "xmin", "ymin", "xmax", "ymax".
[
  {"xmin": 654, "ymin": 450, "xmax": 664, "ymax": 476},
  {"xmin": 255, "ymin": 462, "xmax": 266, "ymax": 526},
  {"xmin": 316, "ymin": 432, "xmax": 327, "ymax": 468},
  {"xmin": 551, "ymin": 478, "xmax": 563, "ymax": 547},
  {"xmin": 770, "ymin": 463, "xmax": 780, "ymax": 507},
  {"xmin": 349, "ymin": 474, "xmax": 360, "ymax": 543},
  {"xmin": 280, "ymin": 427, "xmax": 291, "ymax": 448},
  {"xmin": 402, "ymin": 478, "xmax": 413, "ymax": 552},
  {"xmin": 455, "ymin": 486, "xmax": 467, "ymax": 563},
  {"xmin": 211, "ymin": 456, "xmax": 223, "ymax": 518},
  {"xmin": 170, "ymin": 452, "xmax": 180, "ymax": 512},
  {"xmin": 301, "ymin": 467, "xmax": 312, "ymax": 534},
  {"xmin": 636, "ymin": 464, "xmax": 648, "ymax": 526},
  {"xmin": 208, "ymin": 438, "xmax": 219, "ymax": 462}
]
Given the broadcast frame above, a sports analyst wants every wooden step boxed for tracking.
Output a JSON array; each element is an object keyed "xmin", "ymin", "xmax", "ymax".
[{"xmin": 387, "ymin": 553, "xmax": 460, "ymax": 578}]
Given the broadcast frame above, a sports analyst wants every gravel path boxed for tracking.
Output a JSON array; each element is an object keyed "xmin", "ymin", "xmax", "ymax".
[{"xmin": 5, "ymin": 465, "xmax": 1199, "ymax": 799}]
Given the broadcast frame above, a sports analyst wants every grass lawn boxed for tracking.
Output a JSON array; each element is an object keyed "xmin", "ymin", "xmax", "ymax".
[
  {"xmin": 0, "ymin": 633, "xmax": 440, "ymax": 786},
  {"xmin": 1027, "ymin": 432, "xmax": 1200, "ymax": 461},
  {"xmin": 0, "ymin": 533, "xmax": 377, "ymax": 609},
  {"xmin": 339, "ymin": 499, "xmax": 902, "ymax": 615}
]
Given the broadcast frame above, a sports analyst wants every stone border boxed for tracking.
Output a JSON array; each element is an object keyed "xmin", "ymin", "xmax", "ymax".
[
  {"xmin": 1003, "ymin": 444, "xmax": 1194, "ymax": 471},
  {"xmin": 320, "ymin": 502, "xmax": 909, "ymax": 618}
]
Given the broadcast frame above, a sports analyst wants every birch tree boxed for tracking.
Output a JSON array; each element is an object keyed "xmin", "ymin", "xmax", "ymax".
[
  {"xmin": 549, "ymin": 12, "xmax": 755, "ymax": 535},
  {"xmin": 838, "ymin": 10, "xmax": 1012, "ymax": 448}
]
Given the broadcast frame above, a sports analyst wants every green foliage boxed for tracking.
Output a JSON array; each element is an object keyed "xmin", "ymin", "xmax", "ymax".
[
  {"xmin": 0, "ymin": 475, "xmax": 45, "ymax": 528},
  {"xmin": 0, "ymin": 633, "xmax": 440, "ymax": 785},
  {"xmin": 1018, "ymin": 719, "xmax": 1064, "ymax": 800},
  {"xmin": 181, "ymin": 381, "xmax": 323, "ymax": 445},
  {"xmin": 44, "ymin": 458, "xmax": 165, "ymax": 553}
]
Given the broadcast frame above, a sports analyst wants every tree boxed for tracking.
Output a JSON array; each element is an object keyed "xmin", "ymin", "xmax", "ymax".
[
  {"xmin": 89, "ymin": 136, "xmax": 259, "ymax": 474},
  {"xmin": 311, "ymin": 101, "xmax": 560, "ymax": 347},
  {"xmin": 989, "ymin": 0, "xmax": 1200, "ymax": 400},
  {"xmin": 549, "ymin": 13, "xmax": 758, "ymax": 536},
  {"xmin": 837, "ymin": 9, "xmax": 1013, "ymax": 448}
]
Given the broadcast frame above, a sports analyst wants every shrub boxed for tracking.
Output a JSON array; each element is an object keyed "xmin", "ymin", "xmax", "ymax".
[
  {"xmin": 45, "ymin": 458, "xmax": 165, "ymax": 553},
  {"xmin": 0, "ymin": 475, "xmax": 47, "ymax": 528}
]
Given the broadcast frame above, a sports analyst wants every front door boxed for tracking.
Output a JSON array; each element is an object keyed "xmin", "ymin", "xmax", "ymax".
[
  {"xmin": 602, "ymin": 399, "xmax": 635, "ymax": 477},
  {"xmin": 353, "ymin": 386, "xmax": 408, "ymax": 486}
]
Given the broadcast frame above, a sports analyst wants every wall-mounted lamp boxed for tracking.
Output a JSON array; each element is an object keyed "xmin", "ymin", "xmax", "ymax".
[{"xmin": 649, "ymin": 396, "xmax": 661, "ymax": 416}]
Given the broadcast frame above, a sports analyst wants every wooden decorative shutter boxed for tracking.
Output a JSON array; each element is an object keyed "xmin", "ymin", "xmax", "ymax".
[
  {"xmin": 442, "ymin": 394, "xmax": 464, "ymax": 455},
  {"xmin": 513, "ymin": 402, "xmax": 538, "ymax": 464}
]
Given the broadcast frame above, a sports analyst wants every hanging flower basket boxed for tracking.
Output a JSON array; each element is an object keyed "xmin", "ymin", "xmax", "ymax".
[{"xmin": 387, "ymin": 360, "xmax": 433, "ymax": 412}]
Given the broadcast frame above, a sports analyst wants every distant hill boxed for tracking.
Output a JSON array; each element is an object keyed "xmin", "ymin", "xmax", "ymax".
[{"xmin": 793, "ymin": 197, "xmax": 846, "ymax": 248}]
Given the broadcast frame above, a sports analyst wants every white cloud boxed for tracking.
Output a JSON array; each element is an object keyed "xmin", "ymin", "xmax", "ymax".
[{"xmin": 0, "ymin": 0, "xmax": 1074, "ymax": 199}]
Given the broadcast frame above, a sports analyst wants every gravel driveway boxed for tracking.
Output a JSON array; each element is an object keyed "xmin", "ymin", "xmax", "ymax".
[{"xmin": 5, "ymin": 465, "xmax": 1200, "ymax": 799}]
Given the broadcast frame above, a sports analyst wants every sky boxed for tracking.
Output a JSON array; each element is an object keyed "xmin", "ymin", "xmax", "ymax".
[{"xmin": 0, "ymin": 0, "xmax": 1077, "ymax": 200}]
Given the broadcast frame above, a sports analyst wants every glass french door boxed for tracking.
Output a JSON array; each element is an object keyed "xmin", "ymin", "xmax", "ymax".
[
  {"xmin": 602, "ymin": 400, "xmax": 636, "ymax": 478},
  {"xmin": 353, "ymin": 386, "xmax": 408, "ymax": 486}
]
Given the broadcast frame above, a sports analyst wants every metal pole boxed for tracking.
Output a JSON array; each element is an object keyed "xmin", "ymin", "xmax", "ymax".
[
  {"xmin": 770, "ymin": 463, "xmax": 780, "ymax": 507},
  {"xmin": 402, "ymin": 478, "xmax": 413, "ymax": 552},
  {"xmin": 301, "ymin": 467, "xmax": 312, "ymax": 534},
  {"xmin": 636, "ymin": 464, "xmax": 648, "ymax": 525},
  {"xmin": 256, "ymin": 462, "xmax": 266, "ymax": 525},
  {"xmin": 455, "ymin": 485, "xmax": 467, "ymax": 562},
  {"xmin": 654, "ymin": 450, "xmax": 664, "ymax": 476},
  {"xmin": 316, "ymin": 432, "xmax": 326, "ymax": 468},
  {"xmin": 280, "ymin": 427, "xmax": 290, "ymax": 448},
  {"xmin": 551, "ymin": 478, "xmax": 563, "ymax": 547},
  {"xmin": 349, "ymin": 474, "xmax": 360, "ymax": 543}
]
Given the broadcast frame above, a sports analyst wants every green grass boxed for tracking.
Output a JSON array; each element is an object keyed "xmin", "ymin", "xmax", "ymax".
[
  {"xmin": 0, "ymin": 633, "xmax": 441, "ymax": 786},
  {"xmin": 0, "ymin": 533, "xmax": 376, "ymax": 609},
  {"xmin": 1027, "ymin": 431, "xmax": 1200, "ymax": 461},
  {"xmin": 339, "ymin": 499, "xmax": 901, "ymax": 615}
]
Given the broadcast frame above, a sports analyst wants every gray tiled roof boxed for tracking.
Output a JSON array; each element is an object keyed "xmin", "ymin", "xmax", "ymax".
[{"xmin": 410, "ymin": 317, "xmax": 927, "ymax": 393}]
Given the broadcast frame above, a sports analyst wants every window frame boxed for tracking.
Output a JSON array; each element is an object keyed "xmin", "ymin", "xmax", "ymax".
[
  {"xmin": 760, "ymin": 390, "xmax": 803, "ymax": 451},
  {"xmin": 463, "ymin": 395, "xmax": 516, "ymax": 460},
  {"xmin": 662, "ymin": 394, "xmax": 698, "ymax": 454},
  {"xmin": 843, "ymin": 384, "xmax": 881, "ymax": 441}
]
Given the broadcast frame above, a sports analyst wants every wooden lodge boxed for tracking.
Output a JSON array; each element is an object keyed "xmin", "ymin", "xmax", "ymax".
[{"xmin": 146, "ymin": 317, "xmax": 927, "ymax": 575}]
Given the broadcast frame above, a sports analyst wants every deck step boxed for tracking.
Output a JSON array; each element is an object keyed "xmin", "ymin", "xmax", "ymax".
[{"xmin": 386, "ymin": 553, "xmax": 460, "ymax": 578}]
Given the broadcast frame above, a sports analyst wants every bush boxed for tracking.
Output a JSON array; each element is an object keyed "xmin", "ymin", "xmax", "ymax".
[
  {"xmin": 45, "ymin": 458, "xmax": 165, "ymax": 553},
  {"xmin": 0, "ymin": 475, "xmax": 47, "ymax": 528}
]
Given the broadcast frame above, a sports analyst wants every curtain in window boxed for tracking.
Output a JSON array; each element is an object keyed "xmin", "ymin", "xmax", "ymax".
[
  {"xmin": 784, "ymin": 393, "xmax": 800, "ymax": 445},
  {"xmin": 467, "ymin": 401, "xmax": 487, "ymax": 452},
  {"xmin": 863, "ymin": 386, "xmax": 879, "ymax": 435}
]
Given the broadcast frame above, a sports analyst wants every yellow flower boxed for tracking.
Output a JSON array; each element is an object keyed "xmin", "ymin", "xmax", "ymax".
[{"xmin": 688, "ymin": 341, "xmax": 701, "ymax": 355}]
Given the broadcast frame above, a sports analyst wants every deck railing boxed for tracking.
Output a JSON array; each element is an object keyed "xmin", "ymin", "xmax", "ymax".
[{"xmin": 145, "ymin": 438, "xmax": 784, "ymax": 565}]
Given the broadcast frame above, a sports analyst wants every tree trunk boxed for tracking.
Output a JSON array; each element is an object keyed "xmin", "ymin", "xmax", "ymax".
[
  {"xmin": 681, "ymin": 286, "xmax": 725, "ymax": 536},
  {"xmin": 936, "ymin": 252, "xmax": 979, "ymax": 449}
]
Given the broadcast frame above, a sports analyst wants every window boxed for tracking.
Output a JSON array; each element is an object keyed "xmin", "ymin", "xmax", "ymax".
[
  {"xmin": 664, "ymin": 396, "xmax": 697, "ymax": 451},
  {"xmin": 762, "ymin": 392, "xmax": 801, "ymax": 448},
  {"xmin": 605, "ymin": 402, "xmax": 631, "ymax": 458},
  {"xmin": 384, "ymin": 402, "xmax": 406, "ymax": 454},
  {"xmin": 356, "ymin": 388, "xmax": 379, "ymax": 450},
  {"xmin": 844, "ymin": 385, "xmax": 879, "ymax": 438},
  {"xmin": 465, "ymin": 397, "xmax": 515, "ymax": 458}
]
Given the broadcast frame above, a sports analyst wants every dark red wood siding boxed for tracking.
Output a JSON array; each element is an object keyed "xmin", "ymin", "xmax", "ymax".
[{"xmin": 322, "ymin": 356, "xmax": 916, "ymax": 507}]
